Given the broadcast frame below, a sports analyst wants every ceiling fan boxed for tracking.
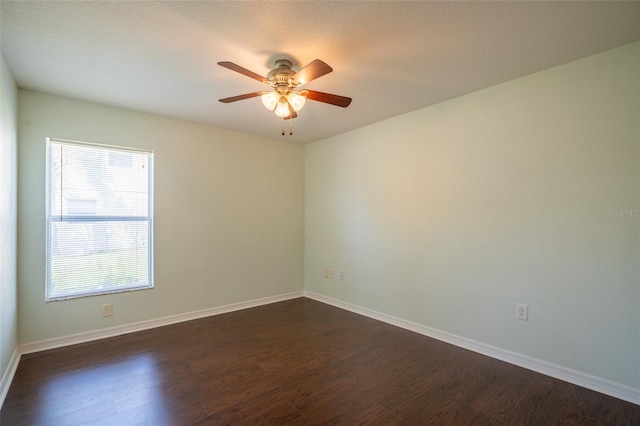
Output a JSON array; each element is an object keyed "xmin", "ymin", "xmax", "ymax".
[{"xmin": 218, "ymin": 59, "xmax": 352, "ymax": 125}]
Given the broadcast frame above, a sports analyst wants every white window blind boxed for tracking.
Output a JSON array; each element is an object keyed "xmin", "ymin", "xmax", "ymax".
[{"xmin": 46, "ymin": 138, "xmax": 153, "ymax": 300}]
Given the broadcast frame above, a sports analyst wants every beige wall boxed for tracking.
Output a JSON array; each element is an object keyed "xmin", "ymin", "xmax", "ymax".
[
  {"xmin": 0, "ymin": 55, "xmax": 18, "ymax": 393},
  {"xmin": 305, "ymin": 42, "xmax": 640, "ymax": 388},
  {"xmin": 17, "ymin": 90, "xmax": 304, "ymax": 342}
]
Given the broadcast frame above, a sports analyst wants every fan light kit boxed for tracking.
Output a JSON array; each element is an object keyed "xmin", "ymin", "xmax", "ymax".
[{"xmin": 218, "ymin": 58, "xmax": 352, "ymax": 135}]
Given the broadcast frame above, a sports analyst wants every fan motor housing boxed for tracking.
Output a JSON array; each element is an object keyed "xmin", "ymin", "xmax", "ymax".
[{"xmin": 267, "ymin": 59, "xmax": 296, "ymax": 88}]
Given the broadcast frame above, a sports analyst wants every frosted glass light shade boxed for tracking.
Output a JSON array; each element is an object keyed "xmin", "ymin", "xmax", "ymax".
[
  {"xmin": 274, "ymin": 99, "xmax": 290, "ymax": 118},
  {"xmin": 261, "ymin": 92, "xmax": 279, "ymax": 110},
  {"xmin": 287, "ymin": 92, "xmax": 306, "ymax": 111}
]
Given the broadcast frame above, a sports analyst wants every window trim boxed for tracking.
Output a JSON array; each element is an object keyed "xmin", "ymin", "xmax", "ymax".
[{"xmin": 45, "ymin": 137, "xmax": 154, "ymax": 301}]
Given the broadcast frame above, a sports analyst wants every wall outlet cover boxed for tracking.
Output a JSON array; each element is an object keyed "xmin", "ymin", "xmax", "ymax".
[{"xmin": 516, "ymin": 303, "xmax": 528, "ymax": 321}]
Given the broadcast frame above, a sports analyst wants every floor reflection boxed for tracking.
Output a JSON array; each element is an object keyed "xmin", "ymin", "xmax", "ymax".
[{"xmin": 36, "ymin": 353, "xmax": 172, "ymax": 425}]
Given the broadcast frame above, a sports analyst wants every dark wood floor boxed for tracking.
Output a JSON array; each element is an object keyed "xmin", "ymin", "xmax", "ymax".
[{"xmin": 2, "ymin": 298, "xmax": 639, "ymax": 425}]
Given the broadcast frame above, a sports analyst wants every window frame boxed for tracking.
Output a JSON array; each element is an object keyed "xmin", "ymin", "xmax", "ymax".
[{"xmin": 45, "ymin": 137, "xmax": 154, "ymax": 301}]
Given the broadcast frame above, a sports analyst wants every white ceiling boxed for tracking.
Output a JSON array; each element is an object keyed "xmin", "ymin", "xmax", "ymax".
[{"xmin": 2, "ymin": 1, "xmax": 640, "ymax": 144}]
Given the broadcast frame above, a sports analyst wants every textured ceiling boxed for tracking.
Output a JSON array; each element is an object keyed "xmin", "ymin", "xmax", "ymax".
[{"xmin": 2, "ymin": 1, "xmax": 640, "ymax": 143}]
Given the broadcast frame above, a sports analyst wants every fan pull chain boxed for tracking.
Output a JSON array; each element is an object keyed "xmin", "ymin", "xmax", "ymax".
[{"xmin": 281, "ymin": 117, "xmax": 294, "ymax": 136}]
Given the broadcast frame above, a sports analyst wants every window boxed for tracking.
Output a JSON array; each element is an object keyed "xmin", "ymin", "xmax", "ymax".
[{"xmin": 46, "ymin": 138, "xmax": 153, "ymax": 300}]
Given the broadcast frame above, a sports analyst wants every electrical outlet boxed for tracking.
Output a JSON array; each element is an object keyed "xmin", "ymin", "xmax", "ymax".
[
  {"xmin": 339, "ymin": 271, "xmax": 345, "ymax": 281},
  {"xmin": 102, "ymin": 303, "xmax": 113, "ymax": 317},
  {"xmin": 515, "ymin": 303, "xmax": 528, "ymax": 321},
  {"xmin": 329, "ymin": 270, "xmax": 335, "ymax": 279}
]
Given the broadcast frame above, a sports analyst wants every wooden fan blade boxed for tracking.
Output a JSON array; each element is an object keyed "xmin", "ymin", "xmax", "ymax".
[
  {"xmin": 292, "ymin": 59, "xmax": 333, "ymax": 86},
  {"xmin": 218, "ymin": 92, "xmax": 262, "ymax": 103},
  {"xmin": 218, "ymin": 61, "xmax": 268, "ymax": 84},
  {"xmin": 305, "ymin": 90, "xmax": 352, "ymax": 108}
]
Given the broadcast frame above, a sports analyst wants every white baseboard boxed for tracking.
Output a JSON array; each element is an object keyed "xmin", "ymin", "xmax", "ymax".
[
  {"xmin": 0, "ymin": 346, "xmax": 21, "ymax": 409},
  {"xmin": 20, "ymin": 291, "xmax": 304, "ymax": 355},
  {"xmin": 304, "ymin": 291, "xmax": 640, "ymax": 406}
]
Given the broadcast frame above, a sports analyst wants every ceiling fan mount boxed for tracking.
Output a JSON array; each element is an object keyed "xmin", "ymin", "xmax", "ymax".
[{"xmin": 218, "ymin": 58, "xmax": 352, "ymax": 127}]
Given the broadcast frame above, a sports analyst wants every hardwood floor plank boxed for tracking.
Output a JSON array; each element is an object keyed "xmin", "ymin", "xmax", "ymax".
[{"xmin": 2, "ymin": 298, "xmax": 639, "ymax": 425}]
